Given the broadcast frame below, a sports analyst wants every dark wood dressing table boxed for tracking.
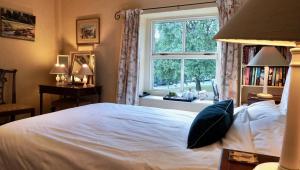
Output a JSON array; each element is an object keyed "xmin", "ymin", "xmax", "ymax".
[
  {"xmin": 219, "ymin": 149, "xmax": 279, "ymax": 170},
  {"xmin": 39, "ymin": 84, "xmax": 101, "ymax": 114}
]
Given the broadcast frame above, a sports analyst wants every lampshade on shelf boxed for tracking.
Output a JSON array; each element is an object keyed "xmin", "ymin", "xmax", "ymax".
[
  {"xmin": 248, "ymin": 47, "xmax": 289, "ymax": 67},
  {"xmin": 77, "ymin": 64, "xmax": 93, "ymax": 87},
  {"xmin": 214, "ymin": 0, "xmax": 300, "ymax": 170},
  {"xmin": 248, "ymin": 47, "xmax": 289, "ymax": 99}
]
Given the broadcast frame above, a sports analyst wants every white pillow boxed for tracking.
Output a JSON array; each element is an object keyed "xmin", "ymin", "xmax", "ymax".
[
  {"xmin": 247, "ymin": 100, "xmax": 280, "ymax": 121},
  {"xmin": 279, "ymin": 70, "xmax": 291, "ymax": 115},
  {"xmin": 249, "ymin": 113, "xmax": 285, "ymax": 156},
  {"xmin": 222, "ymin": 107, "xmax": 255, "ymax": 153}
]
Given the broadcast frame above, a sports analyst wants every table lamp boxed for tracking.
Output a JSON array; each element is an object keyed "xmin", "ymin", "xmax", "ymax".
[
  {"xmin": 77, "ymin": 64, "xmax": 93, "ymax": 87},
  {"xmin": 214, "ymin": 0, "xmax": 300, "ymax": 170},
  {"xmin": 248, "ymin": 47, "xmax": 289, "ymax": 99},
  {"xmin": 49, "ymin": 64, "xmax": 68, "ymax": 85}
]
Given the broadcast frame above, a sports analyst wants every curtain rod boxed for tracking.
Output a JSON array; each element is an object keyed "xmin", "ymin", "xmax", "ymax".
[{"xmin": 114, "ymin": 0, "xmax": 217, "ymax": 20}]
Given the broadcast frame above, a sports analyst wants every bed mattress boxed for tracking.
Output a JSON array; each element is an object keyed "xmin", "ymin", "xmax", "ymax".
[{"xmin": 0, "ymin": 103, "xmax": 285, "ymax": 170}]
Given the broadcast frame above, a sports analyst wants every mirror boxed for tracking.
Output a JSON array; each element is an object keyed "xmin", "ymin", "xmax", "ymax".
[
  {"xmin": 70, "ymin": 51, "xmax": 96, "ymax": 84},
  {"xmin": 57, "ymin": 55, "xmax": 70, "ymax": 70}
]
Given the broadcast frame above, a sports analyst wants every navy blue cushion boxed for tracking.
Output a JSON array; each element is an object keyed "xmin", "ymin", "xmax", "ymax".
[{"xmin": 187, "ymin": 100, "xmax": 234, "ymax": 149}]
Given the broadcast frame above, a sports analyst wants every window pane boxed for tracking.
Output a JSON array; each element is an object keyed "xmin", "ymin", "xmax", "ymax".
[
  {"xmin": 184, "ymin": 59, "xmax": 216, "ymax": 99},
  {"xmin": 186, "ymin": 18, "xmax": 219, "ymax": 52},
  {"xmin": 153, "ymin": 59, "xmax": 181, "ymax": 91},
  {"xmin": 153, "ymin": 22, "xmax": 183, "ymax": 53}
]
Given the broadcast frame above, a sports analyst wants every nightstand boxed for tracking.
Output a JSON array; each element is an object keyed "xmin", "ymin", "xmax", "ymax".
[
  {"xmin": 219, "ymin": 149, "xmax": 279, "ymax": 170},
  {"xmin": 247, "ymin": 92, "xmax": 281, "ymax": 105}
]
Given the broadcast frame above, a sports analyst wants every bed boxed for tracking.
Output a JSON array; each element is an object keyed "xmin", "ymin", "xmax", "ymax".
[{"xmin": 0, "ymin": 100, "xmax": 285, "ymax": 170}]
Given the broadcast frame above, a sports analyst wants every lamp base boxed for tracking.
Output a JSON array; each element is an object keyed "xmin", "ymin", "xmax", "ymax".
[
  {"xmin": 254, "ymin": 162, "xmax": 279, "ymax": 170},
  {"xmin": 257, "ymin": 93, "xmax": 273, "ymax": 99},
  {"xmin": 254, "ymin": 162, "xmax": 293, "ymax": 170}
]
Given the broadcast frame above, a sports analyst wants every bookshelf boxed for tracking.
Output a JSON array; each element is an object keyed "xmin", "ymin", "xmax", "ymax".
[{"xmin": 240, "ymin": 45, "xmax": 291, "ymax": 105}]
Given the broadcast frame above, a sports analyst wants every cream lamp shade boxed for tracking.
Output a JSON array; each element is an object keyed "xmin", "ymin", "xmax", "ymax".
[
  {"xmin": 77, "ymin": 64, "xmax": 93, "ymax": 87},
  {"xmin": 49, "ymin": 64, "xmax": 68, "ymax": 85},
  {"xmin": 77, "ymin": 64, "xmax": 93, "ymax": 76},
  {"xmin": 248, "ymin": 47, "xmax": 289, "ymax": 67},
  {"xmin": 49, "ymin": 64, "xmax": 68, "ymax": 75},
  {"xmin": 214, "ymin": 0, "xmax": 300, "ymax": 47},
  {"xmin": 214, "ymin": 0, "xmax": 300, "ymax": 170}
]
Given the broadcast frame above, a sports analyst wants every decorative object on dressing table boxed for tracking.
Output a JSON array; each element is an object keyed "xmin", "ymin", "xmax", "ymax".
[
  {"xmin": 77, "ymin": 64, "xmax": 94, "ymax": 87},
  {"xmin": 214, "ymin": 0, "xmax": 300, "ymax": 169},
  {"xmin": 70, "ymin": 51, "xmax": 96, "ymax": 85},
  {"xmin": 49, "ymin": 64, "xmax": 68, "ymax": 85}
]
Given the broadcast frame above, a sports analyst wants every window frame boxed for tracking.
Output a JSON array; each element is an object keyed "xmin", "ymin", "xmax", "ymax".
[
  {"xmin": 149, "ymin": 16, "xmax": 219, "ymax": 93},
  {"xmin": 151, "ymin": 16, "xmax": 219, "ymax": 56}
]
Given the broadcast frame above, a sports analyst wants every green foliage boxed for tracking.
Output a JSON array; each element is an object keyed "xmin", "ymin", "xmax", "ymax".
[
  {"xmin": 185, "ymin": 59, "xmax": 216, "ymax": 91},
  {"xmin": 154, "ymin": 59, "xmax": 181, "ymax": 88},
  {"xmin": 152, "ymin": 18, "xmax": 218, "ymax": 92},
  {"xmin": 186, "ymin": 19, "xmax": 219, "ymax": 52},
  {"xmin": 154, "ymin": 22, "xmax": 183, "ymax": 53},
  {"xmin": 185, "ymin": 59, "xmax": 216, "ymax": 81},
  {"xmin": 154, "ymin": 18, "xmax": 218, "ymax": 53}
]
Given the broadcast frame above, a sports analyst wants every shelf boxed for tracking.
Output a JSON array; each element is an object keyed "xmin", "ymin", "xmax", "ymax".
[{"xmin": 242, "ymin": 85, "xmax": 284, "ymax": 89}]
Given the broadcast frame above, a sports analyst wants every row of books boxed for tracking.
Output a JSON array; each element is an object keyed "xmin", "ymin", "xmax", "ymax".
[{"xmin": 243, "ymin": 67, "xmax": 289, "ymax": 87}]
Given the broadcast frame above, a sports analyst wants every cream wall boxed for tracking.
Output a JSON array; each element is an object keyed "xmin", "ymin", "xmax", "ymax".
[
  {"xmin": 0, "ymin": 0, "xmax": 214, "ymax": 115},
  {"xmin": 0, "ymin": 0, "xmax": 59, "ymax": 113},
  {"xmin": 60, "ymin": 0, "xmax": 213, "ymax": 102}
]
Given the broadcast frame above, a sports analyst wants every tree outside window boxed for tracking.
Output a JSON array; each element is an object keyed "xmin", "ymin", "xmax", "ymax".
[{"xmin": 151, "ymin": 17, "xmax": 219, "ymax": 100}]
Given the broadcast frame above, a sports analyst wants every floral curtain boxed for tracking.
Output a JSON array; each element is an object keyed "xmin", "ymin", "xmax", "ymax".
[
  {"xmin": 217, "ymin": 0, "xmax": 245, "ymax": 104},
  {"xmin": 116, "ymin": 9, "xmax": 142, "ymax": 105}
]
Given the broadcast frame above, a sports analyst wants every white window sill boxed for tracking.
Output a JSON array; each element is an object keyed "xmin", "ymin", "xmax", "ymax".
[{"xmin": 139, "ymin": 95, "xmax": 213, "ymax": 112}]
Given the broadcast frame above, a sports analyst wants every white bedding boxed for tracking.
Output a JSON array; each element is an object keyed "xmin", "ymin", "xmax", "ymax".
[{"xmin": 0, "ymin": 103, "xmax": 285, "ymax": 170}]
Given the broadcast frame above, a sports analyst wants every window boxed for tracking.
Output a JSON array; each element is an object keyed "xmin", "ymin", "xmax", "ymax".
[{"xmin": 150, "ymin": 17, "xmax": 219, "ymax": 99}]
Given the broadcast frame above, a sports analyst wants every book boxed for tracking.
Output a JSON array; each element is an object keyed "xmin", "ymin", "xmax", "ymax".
[
  {"xmin": 256, "ymin": 67, "xmax": 261, "ymax": 85},
  {"xmin": 268, "ymin": 67, "xmax": 274, "ymax": 86},
  {"xmin": 279, "ymin": 67, "xmax": 283, "ymax": 87},
  {"xmin": 243, "ymin": 66, "xmax": 288, "ymax": 87},
  {"xmin": 259, "ymin": 67, "xmax": 265, "ymax": 86},
  {"xmin": 272, "ymin": 67, "xmax": 277, "ymax": 86},
  {"xmin": 283, "ymin": 67, "xmax": 287, "ymax": 85},
  {"xmin": 244, "ymin": 67, "xmax": 250, "ymax": 85},
  {"xmin": 249, "ymin": 67, "xmax": 253, "ymax": 85},
  {"xmin": 252, "ymin": 67, "xmax": 256, "ymax": 85},
  {"xmin": 276, "ymin": 68, "xmax": 280, "ymax": 86}
]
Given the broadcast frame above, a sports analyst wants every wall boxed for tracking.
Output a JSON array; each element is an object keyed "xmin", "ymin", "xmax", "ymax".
[
  {"xmin": 0, "ymin": 0, "xmax": 59, "ymax": 113},
  {"xmin": 0, "ymin": 0, "xmax": 215, "ymax": 115},
  {"xmin": 59, "ymin": 0, "xmax": 214, "ymax": 103}
]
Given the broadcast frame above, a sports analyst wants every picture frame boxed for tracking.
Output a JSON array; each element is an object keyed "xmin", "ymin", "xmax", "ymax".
[
  {"xmin": 70, "ymin": 51, "xmax": 96, "ymax": 84},
  {"xmin": 57, "ymin": 55, "xmax": 70, "ymax": 71},
  {"xmin": 0, "ymin": 7, "xmax": 36, "ymax": 41},
  {"xmin": 76, "ymin": 18, "xmax": 100, "ymax": 45}
]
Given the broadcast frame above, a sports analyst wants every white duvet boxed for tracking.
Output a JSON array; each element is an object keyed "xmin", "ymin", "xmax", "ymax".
[{"xmin": 0, "ymin": 102, "xmax": 285, "ymax": 170}]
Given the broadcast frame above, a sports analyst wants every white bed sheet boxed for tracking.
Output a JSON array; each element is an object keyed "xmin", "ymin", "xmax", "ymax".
[{"xmin": 0, "ymin": 103, "xmax": 284, "ymax": 170}]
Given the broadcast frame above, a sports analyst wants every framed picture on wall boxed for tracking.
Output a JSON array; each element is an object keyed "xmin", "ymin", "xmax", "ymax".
[
  {"xmin": 76, "ymin": 18, "xmax": 100, "ymax": 45},
  {"xmin": 0, "ymin": 7, "xmax": 36, "ymax": 41}
]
